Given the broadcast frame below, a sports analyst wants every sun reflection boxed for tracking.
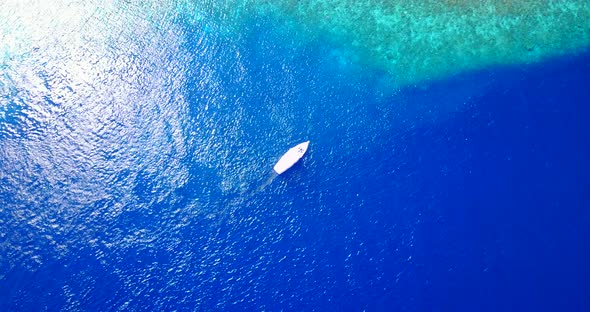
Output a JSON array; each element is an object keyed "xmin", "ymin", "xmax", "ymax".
[{"xmin": 1, "ymin": 0, "xmax": 192, "ymax": 215}]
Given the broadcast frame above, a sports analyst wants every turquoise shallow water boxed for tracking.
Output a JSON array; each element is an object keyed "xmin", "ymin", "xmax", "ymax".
[
  {"xmin": 1, "ymin": 2, "xmax": 590, "ymax": 311},
  {"xmin": 221, "ymin": 0, "xmax": 590, "ymax": 86}
]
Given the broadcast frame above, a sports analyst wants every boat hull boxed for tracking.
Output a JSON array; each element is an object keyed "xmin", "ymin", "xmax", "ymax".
[{"xmin": 273, "ymin": 141, "xmax": 310, "ymax": 174}]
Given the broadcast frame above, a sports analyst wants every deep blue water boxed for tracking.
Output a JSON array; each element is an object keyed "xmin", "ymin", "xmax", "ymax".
[{"xmin": 1, "ymin": 10, "xmax": 590, "ymax": 311}]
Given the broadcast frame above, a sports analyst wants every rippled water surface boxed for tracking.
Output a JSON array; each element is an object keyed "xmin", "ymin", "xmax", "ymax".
[{"xmin": 1, "ymin": 2, "xmax": 589, "ymax": 311}]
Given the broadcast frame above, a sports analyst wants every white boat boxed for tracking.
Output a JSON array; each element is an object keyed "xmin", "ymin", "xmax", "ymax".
[{"xmin": 273, "ymin": 141, "xmax": 310, "ymax": 174}]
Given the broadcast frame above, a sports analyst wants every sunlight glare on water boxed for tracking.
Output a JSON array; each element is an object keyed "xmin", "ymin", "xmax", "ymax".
[{"xmin": 0, "ymin": 0, "xmax": 199, "ymax": 272}]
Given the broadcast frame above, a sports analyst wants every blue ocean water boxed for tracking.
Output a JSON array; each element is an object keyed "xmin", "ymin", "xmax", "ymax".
[{"xmin": 1, "ymin": 7, "xmax": 590, "ymax": 312}]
